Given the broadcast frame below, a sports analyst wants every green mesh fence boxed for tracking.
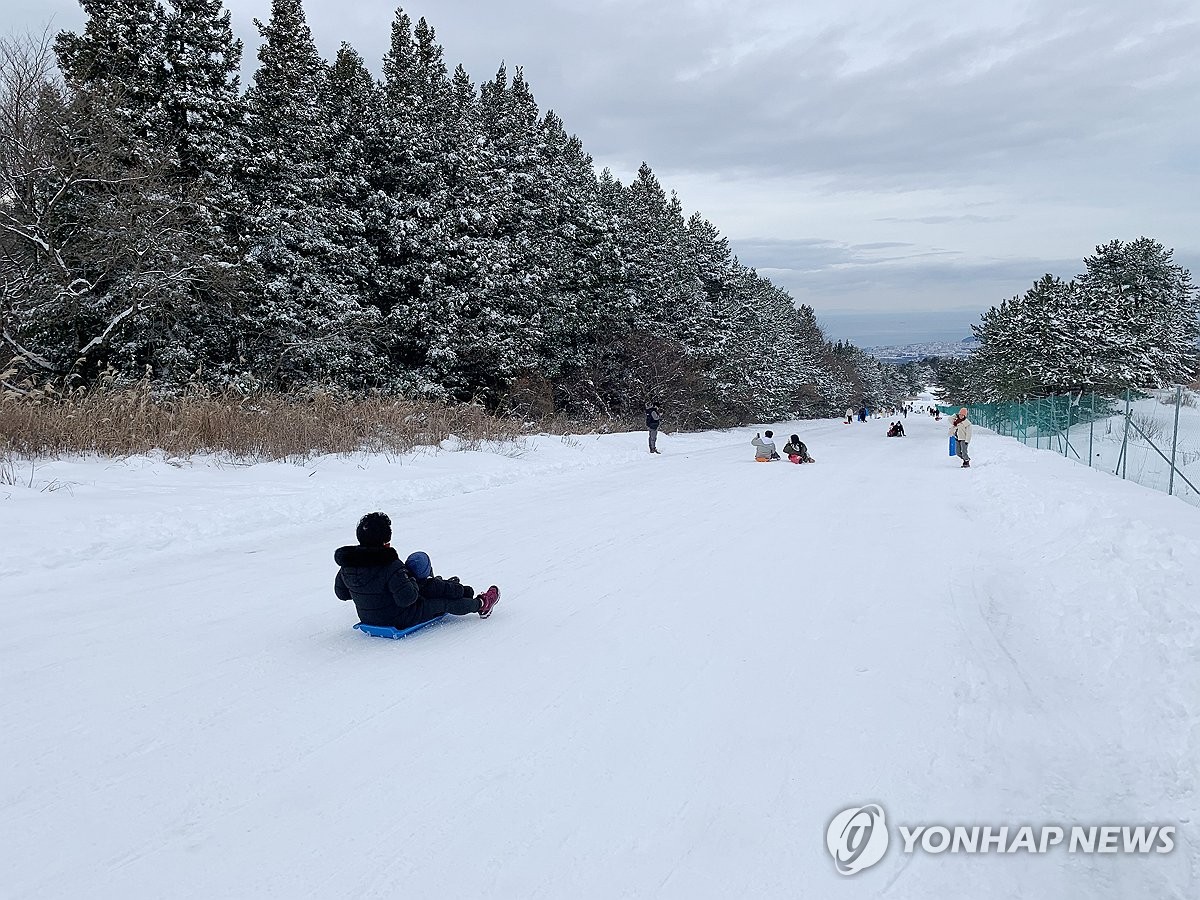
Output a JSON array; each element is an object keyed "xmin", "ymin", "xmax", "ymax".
[{"xmin": 939, "ymin": 389, "xmax": 1200, "ymax": 508}]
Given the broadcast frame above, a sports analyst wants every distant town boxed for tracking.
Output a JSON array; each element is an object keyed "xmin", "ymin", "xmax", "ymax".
[{"xmin": 865, "ymin": 335, "xmax": 981, "ymax": 364}]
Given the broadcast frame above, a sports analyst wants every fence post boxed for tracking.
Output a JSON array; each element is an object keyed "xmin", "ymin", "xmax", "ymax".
[
  {"xmin": 1088, "ymin": 393, "xmax": 1095, "ymax": 467},
  {"xmin": 1169, "ymin": 385, "xmax": 1182, "ymax": 496},
  {"xmin": 1120, "ymin": 389, "xmax": 1131, "ymax": 479},
  {"xmin": 1063, "ymin": 394, "xmax": 1071, "ymax": 458},
  {"xmin": 1057, "ymin": 395, "xmax": 1065, "ymax": 454}
]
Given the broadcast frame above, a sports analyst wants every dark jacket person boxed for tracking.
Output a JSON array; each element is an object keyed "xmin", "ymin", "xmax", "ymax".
[{"xmin": 335, "ymin": 512, "xmax": 498, "ymax": 627}]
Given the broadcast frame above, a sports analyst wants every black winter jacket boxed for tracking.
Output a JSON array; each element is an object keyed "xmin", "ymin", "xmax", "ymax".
[{"xmin": 334, "ymin": 545, "xmax": 419, "ymax": 627}]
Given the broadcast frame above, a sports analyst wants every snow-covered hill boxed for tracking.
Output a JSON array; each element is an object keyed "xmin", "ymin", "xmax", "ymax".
[{"xmin": 3, "ymin": 409, "xmax": 1198, "ymax": 898}]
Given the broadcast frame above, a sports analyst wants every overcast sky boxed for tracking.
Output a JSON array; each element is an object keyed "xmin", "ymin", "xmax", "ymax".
[{"xmin": 11, "ymin": 0, "xmax": 1200, "ymax": 327}]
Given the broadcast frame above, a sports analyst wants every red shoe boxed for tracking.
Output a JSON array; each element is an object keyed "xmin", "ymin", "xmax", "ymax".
[{"xmin": 478, "ymin": 585, "xmax": 501, "ymax": 618}]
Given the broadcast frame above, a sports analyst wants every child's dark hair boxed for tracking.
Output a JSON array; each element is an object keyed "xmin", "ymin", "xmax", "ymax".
[
  {"xmin": 356, "ymin": 512, "xmax": 392, "ymax": 547},
  {"xmin": 791, "ymin": 434, "xmax": 800, "ymax": 444},
  {"xmin": 764, "ymin": 430, "xmax": 773, "ymax": 438}
]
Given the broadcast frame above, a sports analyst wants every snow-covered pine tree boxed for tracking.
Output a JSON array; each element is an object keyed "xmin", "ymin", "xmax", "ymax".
[
  {"xmin": 369, "ymin": 11, "xmax": 468, "ymax": 394},
  {"xmin": 605, "ymin": 162, "xmax": 714, "ymax": 412},
  {"xmin": 665, "ymin": 213, "xmax": 741, "ymax": 422},
  {"xmin": 23, "ymin": 0, "xmax": 228, "ymax": 382},
  {"xmin": 143, "ymin": 0, "xmax": 247, "ymax": 383},
  {"xmin": 327, "ymin": 43, "xmax": 383, "ymax": 336},
  {"xmin": 787, "ymin": 303, "xmax": 837, "ymax": 416},
  {"xmin": 1076, "ymin": 238, "xmax": 1198, "ymax": 390},
  {"xmin": 972, "ymin": 277, "xmax": 1079, "ymax": 400},
  {"xmin": 414, "ymin": 61, "xmax": 522, "ymax": 398},
  {"xmin": 55, "ymin": 0, "xmax": 169, "ymax": 159},
  {"xmin": 235, "ymin": 0, "xmax": 382, "ymax": 389},
  {"xmin": 462, "ymin": 65, "xmax": 556, "ymax": 395},
  {"xmin": 161, "ymin": 0, "xmax": 241, "ymax": 182},
  {"xmin": 520, "ymin": 109, "xmax": 622, "ymax": 398},
  {"xmin": 620, "ymin": 163, "xmax": 696, "ymax": 333},
  {"xmin": 973, "ymin": 240, "xmax": 1199, "ymax": 400}
]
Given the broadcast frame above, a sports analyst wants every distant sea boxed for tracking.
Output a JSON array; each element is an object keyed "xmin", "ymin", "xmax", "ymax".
[{"xmin": 817, "ymin": 309, "xmax": 984, "ymax": 348}]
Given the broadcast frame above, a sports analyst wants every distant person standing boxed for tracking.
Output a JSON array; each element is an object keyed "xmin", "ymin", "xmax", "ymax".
[
  {"xmin": 645, "ymin": 401, "xmax": 663, "ymax": 454},
  {"xmin": 950, "ymin": 407, "xmax": 972, "ymax": 467},
  {"xmin": 845, "ymin": 407, "xmax": 854, "ymax": 424}
]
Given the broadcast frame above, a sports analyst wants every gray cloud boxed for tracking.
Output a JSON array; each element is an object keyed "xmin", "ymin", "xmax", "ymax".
[
  {"xmin": 877, "ymin": 215, "xmax": 1015, "ymax": 225},
  {"xmin": 741, "ymin": 236, "xmax": 1200, "ymax": 315}
]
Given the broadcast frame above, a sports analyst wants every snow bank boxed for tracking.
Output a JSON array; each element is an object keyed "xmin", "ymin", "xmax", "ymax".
[{"xmin": 2, "ymin": 412, "xmax": 1198, "ymax": 898}]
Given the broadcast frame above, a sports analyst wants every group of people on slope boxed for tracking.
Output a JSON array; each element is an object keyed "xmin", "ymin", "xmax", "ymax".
[
  {"xmin": 651, "ymin": 400, "xmax": 970, "ymax": 469},
  {"xmin": 751, "ymin": 430, "xmax": 815, "ymax": 464},
  {"xmin": 334, "ymin": 404, "xmax": 975, "ymax": 634}
]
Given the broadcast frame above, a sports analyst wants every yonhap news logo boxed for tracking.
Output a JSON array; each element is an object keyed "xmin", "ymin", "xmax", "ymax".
[
  {"xmin": 827, "ymin": 805, "xmax": 889, "ymax": 874},
  {"xmin": 826, "ymin": 804, "xmax": 1175, "ymax": 876}
]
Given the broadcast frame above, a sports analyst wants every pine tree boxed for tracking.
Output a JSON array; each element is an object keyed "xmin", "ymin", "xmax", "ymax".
[
  {"xmin": 369, "ymin": 10, "xmax": 461, "ymax": 392},
  {"xmin": 33, "ymin": 2, "xmax": 229, "ymax": 382},
  {"xmin": 1077, "ymin": 238, "xmax": 1198, "ymax": 389},
  {"xmin": 55, "ymin": 0, "xmax": 169, "ymax": 156},
  {"xmin": 161, "ymin": 0, "xmax": 241, "ymax": 181},
  {"xmin": 973, "ymin": 239, "xmax": 1200, "ymax": 400},
  {"xmin": 235, "ymin": 0, "xmax": 382, "ymax": 389},
  {"xmin": 327, "ymin": 43, "xmax": 382, "ymax": 318},
  {"xmin": 142, "ymin": 0, "xmax": 247, "ymax": 382}
]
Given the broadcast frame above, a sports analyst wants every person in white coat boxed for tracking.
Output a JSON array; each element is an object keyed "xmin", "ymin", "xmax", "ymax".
[
  {"xmin": 751, "ymin": 430, "xmax": 779, "ymax": 461},
  {"xmin": 950, "ymin": 407, "xmax": 973, "ymax": 467}
]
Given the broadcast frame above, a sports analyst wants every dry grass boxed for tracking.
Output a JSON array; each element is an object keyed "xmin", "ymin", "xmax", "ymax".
[
  {"xmin": 0, "ymin": 381, "xmax": 537, "ymax": 463},
  {"xmin": 0, "ymin": 357, "xmax": 662, "ymax": 465}
]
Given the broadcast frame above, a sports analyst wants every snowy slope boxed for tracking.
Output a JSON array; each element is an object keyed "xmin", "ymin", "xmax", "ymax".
[{"xmin": 2, "ymin": 411, "xmax": 1199, "ymax": 899}]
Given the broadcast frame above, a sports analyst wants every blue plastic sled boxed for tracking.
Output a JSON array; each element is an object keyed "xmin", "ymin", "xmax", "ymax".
[
  {"xmin": 353, "ymin": 616, "xmax": 447, "ymax": 640},
  {"xmin": 949, "ymin": 435, "xmax": 958, "ymax": 456}
]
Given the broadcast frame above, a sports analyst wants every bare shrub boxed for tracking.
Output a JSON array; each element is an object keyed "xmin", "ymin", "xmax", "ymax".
[{"xmin": 1129, "ymin": 413, "xmax": 1166, "ymax": 443}]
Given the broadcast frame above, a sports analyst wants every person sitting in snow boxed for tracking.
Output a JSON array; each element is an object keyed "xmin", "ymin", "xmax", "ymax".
[
  {"xmin": 334, "ymin": 512, "xmax": 500, "ymax": 629},
  {"xmin": 782, "ymin": 434, "xmax": 814, "ymax": 463},
  {"xmin": 752, "ymin": 430, "xmax": 780, "ymax": 461}
]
